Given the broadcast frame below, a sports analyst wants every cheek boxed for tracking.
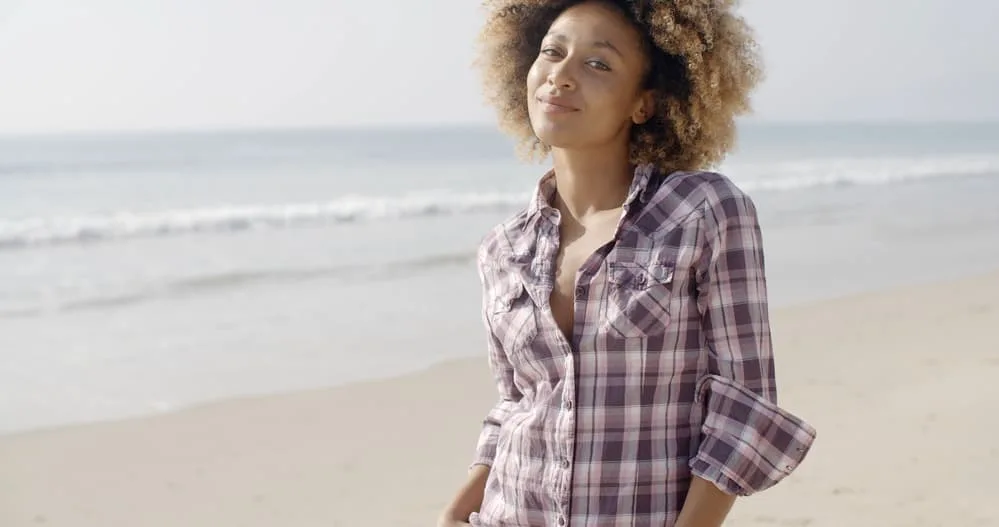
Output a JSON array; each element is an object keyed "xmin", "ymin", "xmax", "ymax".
[
  {"xmin": 526, "ymin": 60, "xmax": 545, "ymax": 92},
  {"xmin": 588, "ymin": 82, "xmax": 633, "ymax": 117},
  {"xmin": 525, "ymin": 61, "xmax": 548, "ymax": 119}
]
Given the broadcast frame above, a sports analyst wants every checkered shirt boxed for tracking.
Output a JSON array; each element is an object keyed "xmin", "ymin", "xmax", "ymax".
[{"xmin": 468, "ymin": 164, "xmax": 816, "ymax": 527}]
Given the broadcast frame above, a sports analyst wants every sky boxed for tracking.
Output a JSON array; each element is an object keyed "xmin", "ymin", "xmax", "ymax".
[{"xmin": 0, "ymin": 0, "xmax": 996, "ymax": 135}]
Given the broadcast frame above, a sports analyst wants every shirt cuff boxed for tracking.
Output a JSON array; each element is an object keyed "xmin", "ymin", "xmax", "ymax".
[
  {"xmin": 689, "ymin": 374, "xmax": 817, "ymax": 496},
  {"xmin": 469, "ymin": 421, "xmax": 501, "ymax": 470}
]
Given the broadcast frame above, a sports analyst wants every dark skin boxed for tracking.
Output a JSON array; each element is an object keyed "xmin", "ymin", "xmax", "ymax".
[
  {"xmin": 440, "ymin": 2, "xmax": 736, "ymax": 525},
  {"xmin": 527, "ymin": 0, "xmax": 652, "ymax": 342}
]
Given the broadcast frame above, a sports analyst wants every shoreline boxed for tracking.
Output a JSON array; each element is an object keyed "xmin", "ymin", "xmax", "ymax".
[
  {"xmin": 3, "ymin": 265, "xmax": 999, "ymax": 441},
  {"xmin": 4, "ymin": 169, "xmax": 999, "ymax": 438},
  {"xmin": 2, "ymin": 268, "xmax": 998, "ymax": 526}
]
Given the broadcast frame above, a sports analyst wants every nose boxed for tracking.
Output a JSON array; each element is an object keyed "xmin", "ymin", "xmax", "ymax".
[{"xmin": 547, "ymin": 61, "xmax": 576, "ymax": 91}]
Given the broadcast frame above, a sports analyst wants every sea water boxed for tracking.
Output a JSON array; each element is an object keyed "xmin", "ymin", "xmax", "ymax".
[{"xmin": 2, "ymin": 122, "xmax": 998, "ymax": 434}]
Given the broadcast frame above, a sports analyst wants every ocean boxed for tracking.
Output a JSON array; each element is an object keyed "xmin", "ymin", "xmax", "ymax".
[{"xmin": 2, "ymin": 122, "xmax": 998, "ymax": 434}]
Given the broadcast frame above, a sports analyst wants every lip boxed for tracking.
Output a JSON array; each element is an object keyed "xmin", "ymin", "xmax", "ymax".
[{"xmin": 537, "ymin": 96, "xmax": 579, "ymax": 113}]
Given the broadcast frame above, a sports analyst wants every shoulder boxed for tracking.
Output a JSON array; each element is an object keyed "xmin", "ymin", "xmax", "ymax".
[
  {"xmin": 475, "ymin": 207, "xmax": 533, "ymax": 277},
  {"xmin": 653, "ymin": 169, "xmax": 761, "ymax": 229}
]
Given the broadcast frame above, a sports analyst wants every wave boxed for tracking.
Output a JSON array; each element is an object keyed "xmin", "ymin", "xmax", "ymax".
[
  {"xmin": 2, "ymin": 154, "xmax": 997, "ymax": 250},
  {"xmin": 0, "ymin": 251, "xmax": 477, "ymax": 318},
  {"xmin": 730, "ymin": 154, "xmax": 999, "ymax": 191},
  {"xmin": 0, "ymin": 191, "xmax": 530, "ymax": 249}
]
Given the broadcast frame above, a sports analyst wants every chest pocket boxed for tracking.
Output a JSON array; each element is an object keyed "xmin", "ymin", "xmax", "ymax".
[
  {"xmin": 604, "ymin": 260, "xmax": 676, "ymax": 338},
  {"xmin": 489, "ymin": 278, "xmax": 539, "ymax": 358}
]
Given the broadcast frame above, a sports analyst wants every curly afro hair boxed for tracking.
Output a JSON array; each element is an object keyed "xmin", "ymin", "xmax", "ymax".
[{"xmin": 475, "ymin": 0, "xmax": 763, "ymax": 173}]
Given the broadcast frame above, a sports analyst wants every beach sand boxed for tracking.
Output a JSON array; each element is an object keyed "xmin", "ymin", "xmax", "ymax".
[{"xmin": 2, "ymin": 270, "xmax": 998, "ymax": 527}]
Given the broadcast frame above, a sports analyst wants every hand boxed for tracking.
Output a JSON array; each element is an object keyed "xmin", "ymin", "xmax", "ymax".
[{"xmin": 436, "ymin": 511, "xmax": 472, "ymax": 527}]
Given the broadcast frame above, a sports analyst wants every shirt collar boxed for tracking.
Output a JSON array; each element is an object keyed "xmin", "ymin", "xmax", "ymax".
[{"xmin": 525, "ymin": 162, "xmax": 658, "ymax": 222}]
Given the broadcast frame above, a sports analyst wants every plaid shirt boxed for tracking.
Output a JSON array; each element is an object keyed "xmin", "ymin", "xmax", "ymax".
[{"xmin": 468, "ymin": 165, "xmax": 816, "ymax": 527}]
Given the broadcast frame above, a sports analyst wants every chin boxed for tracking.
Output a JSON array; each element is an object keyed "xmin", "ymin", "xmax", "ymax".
[
  {"xmin": 536, "ymin": 131, "xmax": 597, "ymax": 152},
  {"xmin": 531, "ymin": 121, "xmax": 580, "ymax": 149}
]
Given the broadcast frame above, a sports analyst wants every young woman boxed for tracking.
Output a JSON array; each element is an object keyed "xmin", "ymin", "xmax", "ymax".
[{"xmin": 439, "ymin": 1, "xmax": 816, "ymax": 526}]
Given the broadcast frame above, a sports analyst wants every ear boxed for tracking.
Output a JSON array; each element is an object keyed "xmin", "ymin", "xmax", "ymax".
[{"xmin": 631, "ymin": 90, "xmax": 656, "ymax": 125}]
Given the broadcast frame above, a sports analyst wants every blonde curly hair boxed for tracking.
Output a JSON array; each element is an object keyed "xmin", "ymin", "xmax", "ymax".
[{"xmin": 475, "ymin": 0, "xmax": 763, "ymax": 173}]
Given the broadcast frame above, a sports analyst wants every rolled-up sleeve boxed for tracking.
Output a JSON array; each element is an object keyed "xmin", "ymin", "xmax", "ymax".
[
  {"xmin": 690, "ymin": 374, "xmax": 816, "ymax": 495},
  {"xmin": 470, "ymin": 246, "xmax": 522, "ymax": 469},
  {"xmin": 690, "ymin": 189, "xmax": 817, "ymax": 496}
]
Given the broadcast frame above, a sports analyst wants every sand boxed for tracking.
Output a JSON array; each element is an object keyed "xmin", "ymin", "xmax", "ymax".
[{"xmin": 2, "ymin": 271, "xmax": 998, "ymax": 527}]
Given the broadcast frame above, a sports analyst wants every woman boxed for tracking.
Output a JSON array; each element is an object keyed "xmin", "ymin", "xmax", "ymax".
[{"xmin": 439, "ymin": 1, "xmax": 816, "ymax": 526}]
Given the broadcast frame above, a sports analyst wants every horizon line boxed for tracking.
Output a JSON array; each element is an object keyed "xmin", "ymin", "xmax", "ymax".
[{"xmin": 2, "ymin": 118, "xmax": 998, "ymax": 140}]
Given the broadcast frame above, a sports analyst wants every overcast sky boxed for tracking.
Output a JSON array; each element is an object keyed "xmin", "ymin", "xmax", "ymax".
[{"xmin": 0, "ymin": 0, "xmax": 996, "ymax": 134}]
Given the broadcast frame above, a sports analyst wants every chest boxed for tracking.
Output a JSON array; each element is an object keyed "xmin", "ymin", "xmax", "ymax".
[
  {"xmin": 549, "ymin": 217, "xmax": 620, "ymax": 339},
  {"xmin": 485, "ymin": 198, "xmax": 705, "ymax": 355}
]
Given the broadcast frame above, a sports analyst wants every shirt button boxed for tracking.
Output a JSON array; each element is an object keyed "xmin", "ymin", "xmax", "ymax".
[
  {"xmin": 558, "ymin": 516, "xmax": 566, "ymax": 526},
  {"xmin": 561, "ymin": 459, "xmax": 570, "ymax": 469},
  {"xmin": 564, "ymin": 399, "xmax": 573, "ymax": 410},
  {"xmin": 574, "ymin": 285, "xmax": 585, "ymax": 296}
]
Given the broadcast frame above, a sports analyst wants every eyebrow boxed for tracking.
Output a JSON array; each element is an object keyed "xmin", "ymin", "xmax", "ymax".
[{"xmin": 547, "ymin": 32, "xmax": 625, "ymax": 59}]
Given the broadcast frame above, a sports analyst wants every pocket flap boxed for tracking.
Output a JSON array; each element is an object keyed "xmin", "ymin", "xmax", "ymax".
[
  {"xmin": 492, "ymin": 280, "xmax": 525, "ymax": 313},
  {"xmin": 608, "ymin": 261, "xmax": 674, "ymax": 289}
]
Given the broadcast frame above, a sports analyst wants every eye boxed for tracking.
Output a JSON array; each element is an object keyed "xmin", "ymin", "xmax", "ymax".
[
  {"xmin": 587, "ymin": 59, "xmax": 611, "ymax": 71},
  {"xmin": 540, "ymin": 47, "xmax": 562, "ymax": 58}
]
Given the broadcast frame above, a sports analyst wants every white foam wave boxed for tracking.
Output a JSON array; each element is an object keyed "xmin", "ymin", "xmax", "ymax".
[
  {"xmin": 2, "ymin": 154, "xmax": 996, "ymax": 249},
  {"xmin": 0, "ymin": 191, "xmax": 530, "ymax": 249},
  {"xmin": 728, "ymin": 154, "xmax": 999, "ymax": 192}
]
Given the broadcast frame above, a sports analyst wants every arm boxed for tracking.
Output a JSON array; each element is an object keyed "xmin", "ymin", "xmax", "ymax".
[
  {"xmin": 697, "ymin": 191, "xmax": 776, "ymax": 402},
  {"xmin": 675, "ymin": 476, "xmax": 736, "ymax": 527},
  {"xmin": 439, "ymin": 325, "xmax": 520, "ymax": 525},
  {"xmin": 438, "ymin": 465, "xmax": 489, "ymax": 526},
  {"xmin": 439, "ymin": 248, "xmax": 523, "ymax": 525},
  {"xmin": 681, "ymin": 190, "xmax": 815, "ymax": 522}
]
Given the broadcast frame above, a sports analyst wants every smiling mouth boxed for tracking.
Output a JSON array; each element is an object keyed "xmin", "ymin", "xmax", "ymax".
[{"xmin": 538, "ymin": 98, "xmax": 579, "ymax": 114}]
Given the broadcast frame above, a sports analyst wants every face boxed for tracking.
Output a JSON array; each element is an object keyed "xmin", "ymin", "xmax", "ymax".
[{"xmin": 526, "ymin": 1, "xmax": 654, "ymax": 151}]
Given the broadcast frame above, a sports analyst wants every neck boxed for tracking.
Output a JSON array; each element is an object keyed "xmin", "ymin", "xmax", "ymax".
[{"xmin": 550, "ymin": 142, "xmax": 634, "ymax": 222}]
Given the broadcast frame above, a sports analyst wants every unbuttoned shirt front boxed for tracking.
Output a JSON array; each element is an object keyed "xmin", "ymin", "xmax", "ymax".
[{"xmin": 468, "ymin": 165, "xmax": 816, "ymax": 527}]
